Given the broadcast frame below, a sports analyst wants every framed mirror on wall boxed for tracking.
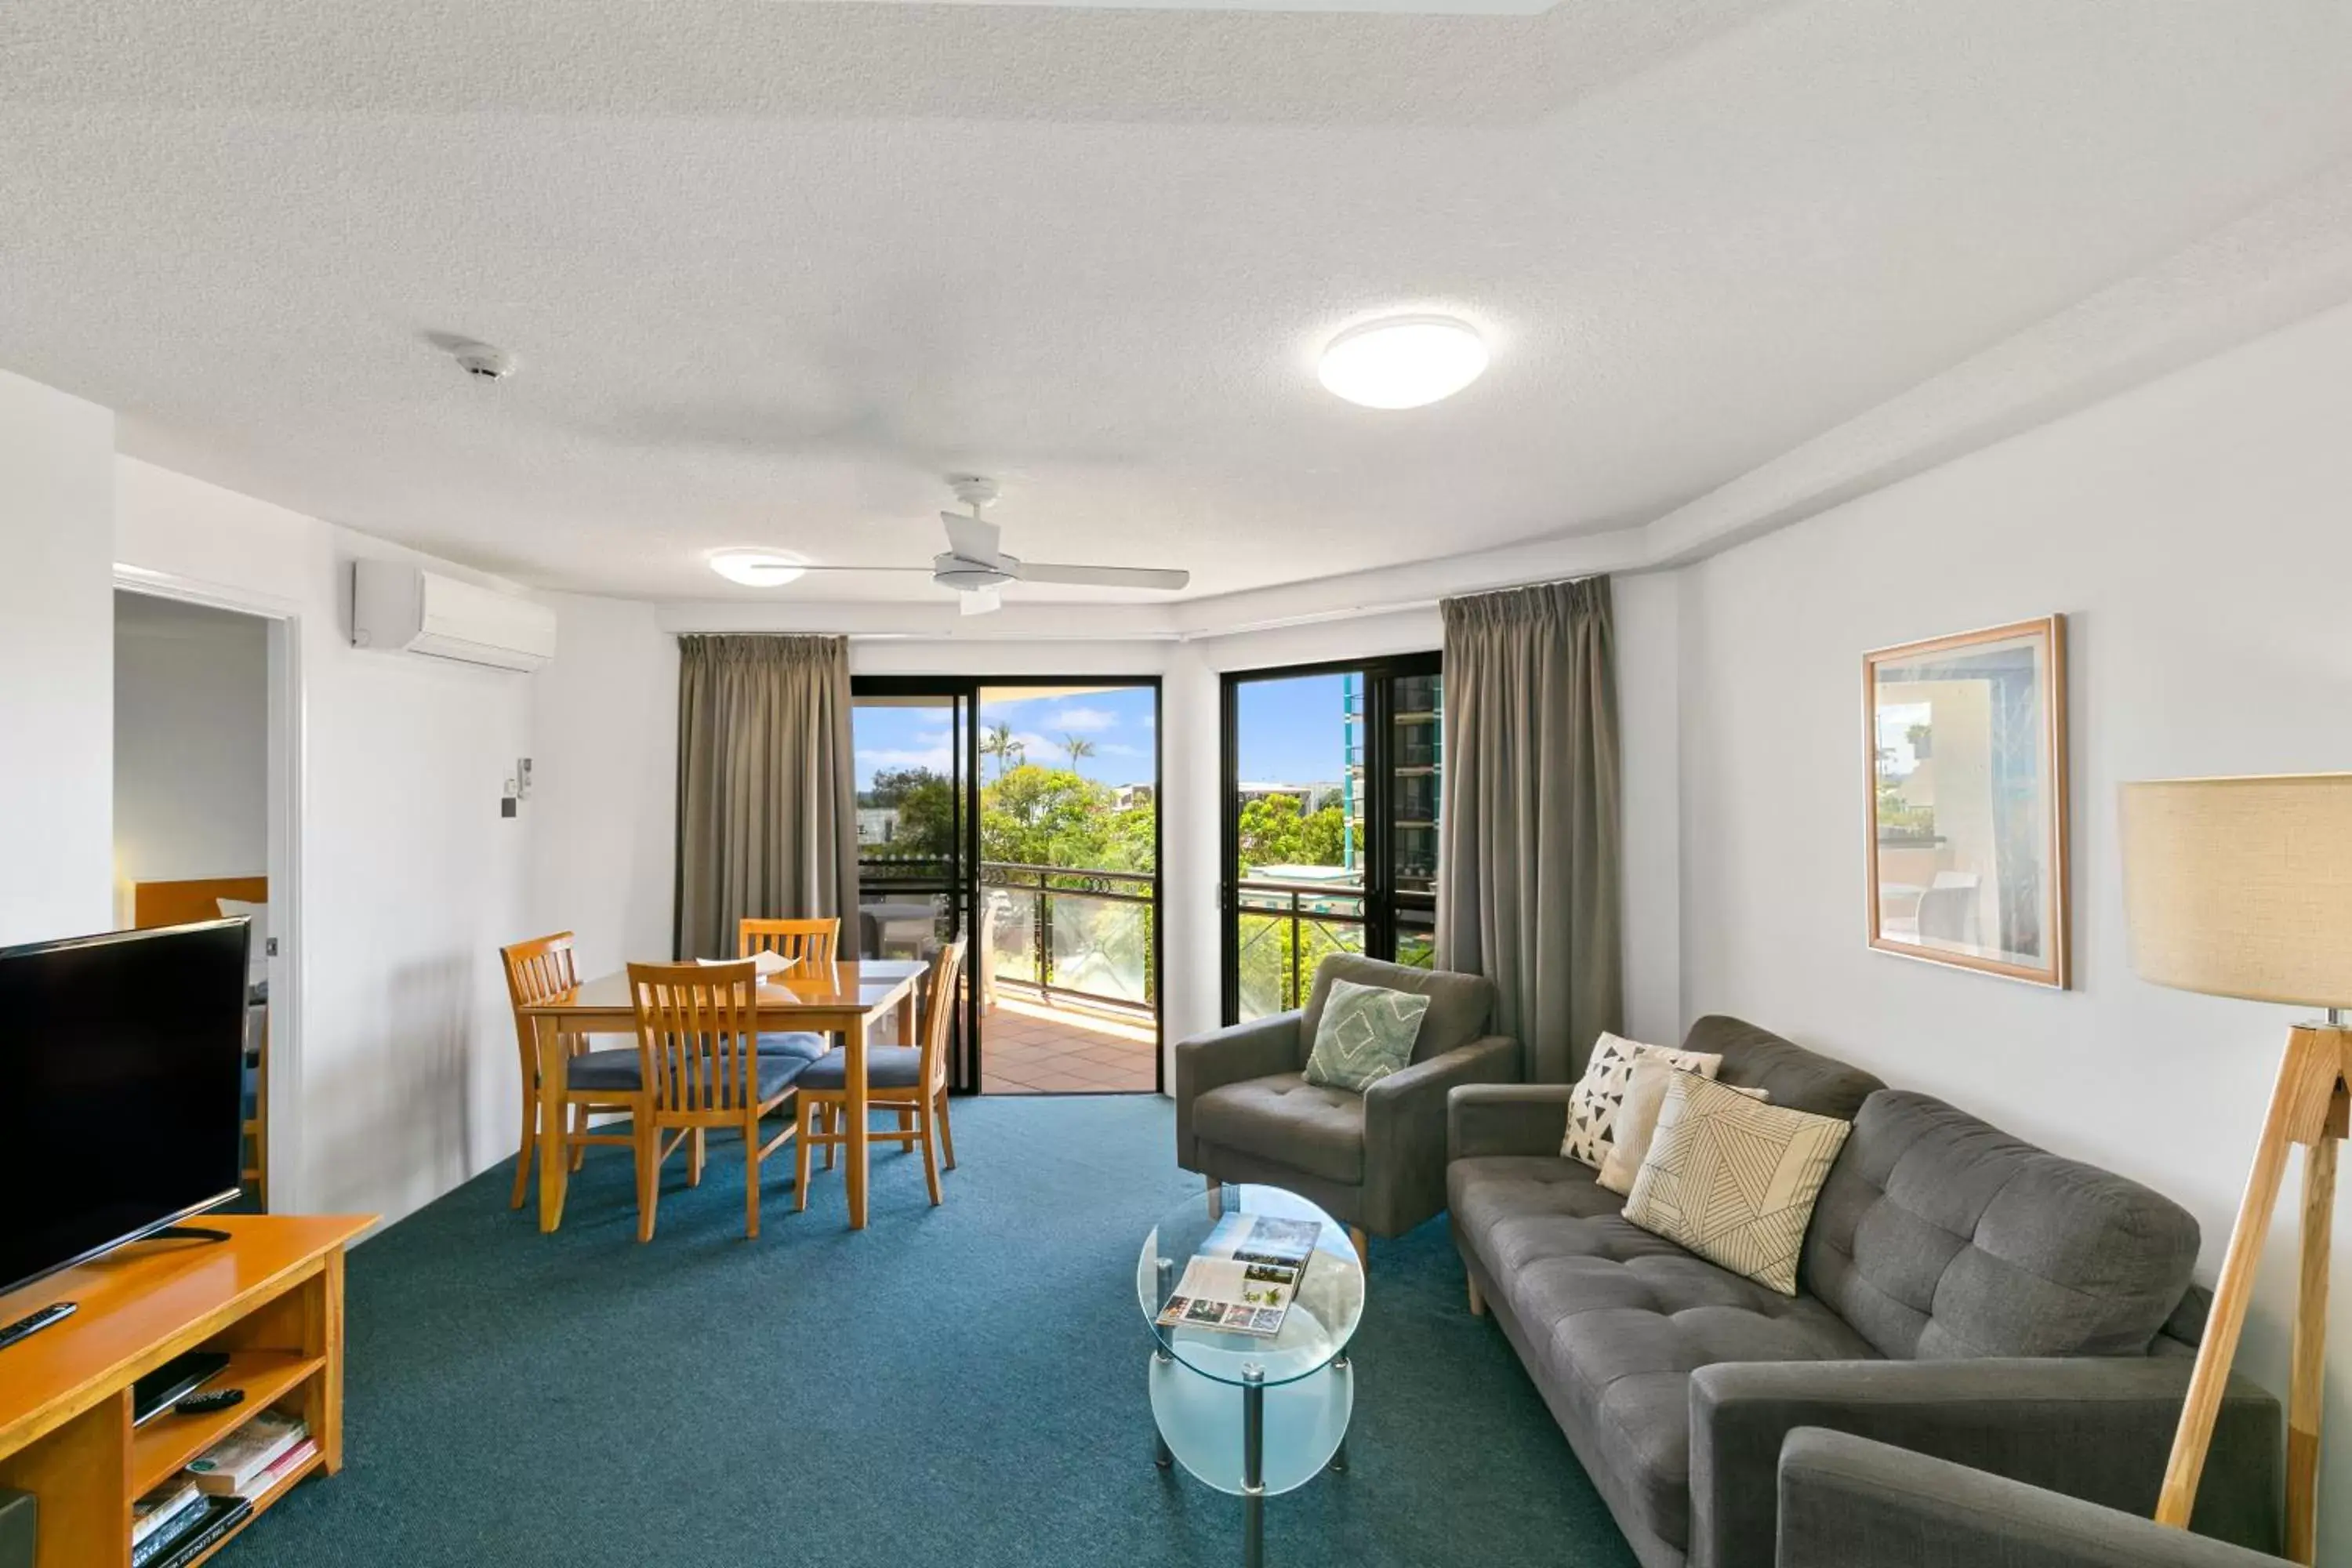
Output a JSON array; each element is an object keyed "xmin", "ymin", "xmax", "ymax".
[{"xmin": 1863, "ymin": 615, "xmax": 2070, "ymax": 989}]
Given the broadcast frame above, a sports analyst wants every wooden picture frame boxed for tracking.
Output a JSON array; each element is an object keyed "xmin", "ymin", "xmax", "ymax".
[{"xmin": 1863, "ymin": 615, "xmax": 2069, "ymax": 988}]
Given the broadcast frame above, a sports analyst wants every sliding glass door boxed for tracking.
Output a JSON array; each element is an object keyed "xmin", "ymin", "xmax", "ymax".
[
  {"xmin": 851, "ymin": 682, "xmax": 978, "ymax": 1090},
  {"xmin": 851, "ymin": 675, "xmax": 1164, "ymax": 1094},
  {"xmin": 1221, "ymin": 653, "xmax": 1443, "ymax": 1023}
]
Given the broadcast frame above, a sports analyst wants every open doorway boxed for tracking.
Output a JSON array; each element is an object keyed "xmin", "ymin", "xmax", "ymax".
[
  {"xmin": 851, "ymin": 676, "xmax": 1162, "ymax": 1095},
  {"xmin": 112, "ymin": 588, "xmax": 295, "ymax": 1209}
]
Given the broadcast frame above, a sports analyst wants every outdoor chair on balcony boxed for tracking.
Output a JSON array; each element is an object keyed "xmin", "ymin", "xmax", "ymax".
[{"xmin": 1173, "ymin": 954, "xmax": 1519, "ymax": 1255}]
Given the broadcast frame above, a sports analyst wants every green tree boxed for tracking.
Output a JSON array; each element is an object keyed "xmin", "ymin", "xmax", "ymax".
[
  {"xmin": 1062, "ymin": 733, "xmax": 1096, "ymax": 773},
  {"xmin": 981, "ymin": 722, "xmax": 1016, "ymax": 780},
  {"xmin": 1236, "ymin": 795, "xmax": 1351, "ymax": 873}
]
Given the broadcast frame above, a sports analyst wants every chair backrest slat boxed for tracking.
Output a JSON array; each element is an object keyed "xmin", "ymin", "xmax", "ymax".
[
  {"xmin": 629, "ymin": 960, "xmax": 760, "ymax": 1113},
  {"xmin": 501, "ymin": 932, "xmax": 580, "ymax": 1056},
  {"xmin": 918, "ymin": 939, "xmax": 968, "ymax": 1097},
  {"xmin": 737, "ymin": 917, "xmax": 840, "ymax": 970}
]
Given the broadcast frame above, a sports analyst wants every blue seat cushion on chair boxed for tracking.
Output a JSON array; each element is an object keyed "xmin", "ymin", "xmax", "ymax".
[
  {"xmin": 757, "ymin": 1031, "xmax": 830, "ymax": 1062},
  {"xmin": 566, "ymin": 1048, "xmax": 644, "ymax": 1092},
  {"xmin": 797, "ymin": 1047, "xmax": 925, "ymax": 1091},
  {"xmin": 569, "ymin": 1049, "xmax": 810, "ymax": 1101}
]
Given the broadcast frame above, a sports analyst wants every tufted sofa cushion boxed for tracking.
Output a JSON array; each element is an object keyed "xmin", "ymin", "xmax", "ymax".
[
  {"xmin": 1450, "ymin": 1154, "xmax": 1877, "ymax": 1552},
  {"xmin": 1685, "ymin": 1014, "xmax": 1884, "ymax": 1120},
  {"xmin": 1801, "ymin": 1091, "xmax": 2201, "ymax": 1360},
  {"xmin": 1192, "ymin": 1072, "xmax": 1365, "ymax": 1185}
]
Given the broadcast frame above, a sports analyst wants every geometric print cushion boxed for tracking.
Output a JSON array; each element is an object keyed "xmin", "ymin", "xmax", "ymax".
[
  {"xmin": 1302, "ymin": 978, "xmax": 1431, "ymax": 1094},
  {"xmin": 1561, "ymin": 1032, "xmax": 1723, "ymax": 1167},
  {"xmin": 1622, "ymin": 1071, "xmax": 1853, "ymax": 1296}
]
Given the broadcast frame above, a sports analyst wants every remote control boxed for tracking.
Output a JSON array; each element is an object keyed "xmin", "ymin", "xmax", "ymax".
[
  {"xmin": 0, "ymin": 1301, "xmax": 75, "ymax": 1351},
  {"xmin": 176, "ymin": 1388, "xmax": 245, "ymax": 1415}
]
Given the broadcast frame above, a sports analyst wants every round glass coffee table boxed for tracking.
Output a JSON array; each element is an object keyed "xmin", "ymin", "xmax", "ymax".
[{"xmin": 1138, "ymin": 1183, "xmax": 1366, "ymax": 1566}]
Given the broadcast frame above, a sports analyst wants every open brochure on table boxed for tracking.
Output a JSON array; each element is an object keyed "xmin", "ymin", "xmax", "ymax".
[{"xmin": 1155, "ymin": 1214, "xmax": 1323, "ymax": 1338}]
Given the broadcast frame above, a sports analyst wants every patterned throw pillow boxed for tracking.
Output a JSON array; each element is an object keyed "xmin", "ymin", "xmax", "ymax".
[
  {"xmin": 1623, "ymin": 1073, "xmax": 1852, "ymax": 1296},
  {"xmin": 1302, "ymin": 978, "xmax": 1431, "ymax": 1094},
  {"xmin": 1562, "ymin": 1033, "xmax": 1723, "ymax": 1167},
  {"xmin": 1596, "ymin": 1058, "xmax": 1768, "ymax": 1195}
]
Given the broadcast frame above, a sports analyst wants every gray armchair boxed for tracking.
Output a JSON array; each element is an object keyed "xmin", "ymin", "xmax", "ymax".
[
  {"xmin": 1777, "ymin": 1428, "xmax": 2286, "ymax": 1568},
  {"xmin": 1173, "ymin": 955, "xmax": 1518, "ymax": 1242}
]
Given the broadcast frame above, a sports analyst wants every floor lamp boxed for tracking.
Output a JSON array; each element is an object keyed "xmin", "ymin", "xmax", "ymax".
[{"xmin": 2121, "ymin": 773, "xmax": 2352, "ymax": 1566}]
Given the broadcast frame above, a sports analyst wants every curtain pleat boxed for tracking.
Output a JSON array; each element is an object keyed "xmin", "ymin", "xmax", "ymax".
[
  {"xmin": 1436, "ymin": 577, "xmax": 1622, "ymax": 1082},
  {"xmin": 673, "ymin": 635, "xmax": 858, "ymax": 960}
]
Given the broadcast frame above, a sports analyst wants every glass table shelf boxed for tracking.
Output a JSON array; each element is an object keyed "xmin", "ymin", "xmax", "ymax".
[{"xmin": 1137, "ymin": 1184, "xmax": 1363, "ymax": 1566}]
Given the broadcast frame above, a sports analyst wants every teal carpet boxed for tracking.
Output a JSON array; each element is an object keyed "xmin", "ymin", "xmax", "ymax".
[{"xmin": 218, "ymin": 1095, "xmax": 1634, "ymax": 1567}]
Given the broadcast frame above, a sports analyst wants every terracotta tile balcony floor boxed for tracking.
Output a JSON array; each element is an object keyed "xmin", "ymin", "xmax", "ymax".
[{"xmin": 980, "ymin": 988, "xmax": 1159, "ymax": 1094}]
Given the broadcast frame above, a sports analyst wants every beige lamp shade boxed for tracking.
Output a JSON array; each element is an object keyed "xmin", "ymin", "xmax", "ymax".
[{"xmin": 2119, "ymin": 773, "xmax": 2352, "ymax": 1007}]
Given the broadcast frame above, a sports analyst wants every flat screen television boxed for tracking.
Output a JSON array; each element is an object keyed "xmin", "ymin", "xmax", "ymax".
[{"xmin": 0, "ymin": 920, "xmax": 250, "ymax": 1300}]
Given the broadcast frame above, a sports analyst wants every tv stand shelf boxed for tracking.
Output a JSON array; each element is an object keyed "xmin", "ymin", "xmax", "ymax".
[{"xmin": 0, "ymin": 1215, "xmax": 373, "ymax": 1568}]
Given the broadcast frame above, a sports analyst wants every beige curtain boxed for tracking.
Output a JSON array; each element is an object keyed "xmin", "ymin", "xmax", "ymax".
[
  {"xmin": 673, "ymin": 635, "xmax": 858, "ymax": 960},
  {"xmin": 1436, "ymin": 577, "xmax": 1621, "ymax": 1083}
]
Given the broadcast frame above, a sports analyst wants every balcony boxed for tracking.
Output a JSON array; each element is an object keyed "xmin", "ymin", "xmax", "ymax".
[{"xmin": 978, "ymin": 861, "xmax": 1158, "ymax": 1093}]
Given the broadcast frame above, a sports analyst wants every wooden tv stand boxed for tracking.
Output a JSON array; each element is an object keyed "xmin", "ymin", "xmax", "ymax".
[{"xmin": 0, "ymin": 1215, "xmax": 373, "ymax": 1568}]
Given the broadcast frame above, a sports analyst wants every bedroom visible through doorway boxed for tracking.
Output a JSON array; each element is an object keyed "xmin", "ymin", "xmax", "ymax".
[{"xmin": 112, "ymin": 588, "xmax": 289, "ymax": 1209}]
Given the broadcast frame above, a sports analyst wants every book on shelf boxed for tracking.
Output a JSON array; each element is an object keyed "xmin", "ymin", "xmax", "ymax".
[
  {"xmin": 143, "ymin": 1497, "xmax": 253, "ymax": 1568},
  {"xmin": 132, "ymin": 1480, "xmax": 204, "ymax": 1549},
  {"xmin": 234, "ymin": 1436, "xmax": 319, "ymax": 1501},
  {"xmin": 186, "ymin": 1412, "xmax": 307, "ymax": 1496},
  {"xmin": 1153, "ymin": 1214, "xmax": 1323, "ymax": 1339}
]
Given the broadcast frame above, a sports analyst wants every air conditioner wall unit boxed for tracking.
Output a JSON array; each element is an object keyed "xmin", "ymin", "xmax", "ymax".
[{"xmin": 351, "ymin": 560, "xmax": 557, "ymax": 673}]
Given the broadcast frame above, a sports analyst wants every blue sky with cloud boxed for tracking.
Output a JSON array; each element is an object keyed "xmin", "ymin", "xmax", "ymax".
[
  {"xmin": 853, "ymin": 676, "xmax": 1348, "ymax": 793},
  {"xmin": 854, "ymin": 684, "xmax": 1160, "ymax": 789}
]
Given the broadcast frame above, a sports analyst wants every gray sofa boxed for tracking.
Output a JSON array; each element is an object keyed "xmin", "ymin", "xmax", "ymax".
[
  {"xmin": 1446, "ymin": 1014, "xmax": 2284, "ymax": 1568},
  {"xmin": 1174, "ymin": 955, "xmax": 1519, "ymax": 1240},
  {"xmin": 1776, "ymin": 1428, "xmax": 2285, "ymax": 1568}
]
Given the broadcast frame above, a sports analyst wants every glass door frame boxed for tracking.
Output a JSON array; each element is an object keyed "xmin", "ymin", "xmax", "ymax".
[
  {"xmin": 851, "ymin": 672, "xmax": 1167, "ymax": 1095},
  {"xmin": 850, "ymin": 677, "xmax": 982, "ymax": 1093},
  {"xmin": 1218, "ymin": 651, "xmax": 1443, "ymax": 1025}
]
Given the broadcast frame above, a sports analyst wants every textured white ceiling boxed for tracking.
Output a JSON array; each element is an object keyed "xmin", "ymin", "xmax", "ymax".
[{"xmin": 4, "ymin": 0, "xmax": 2350, "ymax": 608}]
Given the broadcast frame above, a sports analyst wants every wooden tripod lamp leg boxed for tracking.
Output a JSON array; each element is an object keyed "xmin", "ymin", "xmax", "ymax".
[
  {"xmin": 2287, "ymin": 1117, "xmax": 2340, "ymax": 1565},
  {"xmin": 2157, "ymin": 1025, "xmax": 2347, "ymax": 1566}
]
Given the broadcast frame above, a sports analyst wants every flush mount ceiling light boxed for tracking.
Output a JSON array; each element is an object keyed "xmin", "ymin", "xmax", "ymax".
[
  {"xmin": 707, "ymin": 550, "xmax": 808, "ymax": 587},
  {"xmin": 1317, "ymin": 314, "xmax": 1488, "ymax": 409}
]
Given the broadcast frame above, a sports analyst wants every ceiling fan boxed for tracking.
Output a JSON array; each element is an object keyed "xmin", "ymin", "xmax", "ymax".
[{"xmin": 756, "ymin": 477, "xmax": 1189, "ymax": 615}]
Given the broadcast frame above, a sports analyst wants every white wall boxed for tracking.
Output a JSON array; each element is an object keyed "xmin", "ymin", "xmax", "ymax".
[
  {"xmin": 528, "ymin": 593, "xmax": 677, "ymax": 977},
  {"xmin": 1639, "ymin": 298, "xmax": 2352, "ymax": 1556},
  {"xmin": 115, "ymin": 459, "xmax": 537, "ymax": 1225},
  {"xmin": 0, "ymin": 370, "xmax": 114, "ymax": 944},
  {"xmin": 112, "ymin": 593, "xmax": 269, "ymax": 908}
]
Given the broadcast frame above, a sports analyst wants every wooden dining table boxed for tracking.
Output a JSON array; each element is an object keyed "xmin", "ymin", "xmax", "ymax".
[{"xmin": 519, "ymin": 959, "xmax": 927, "ymax": 1232}]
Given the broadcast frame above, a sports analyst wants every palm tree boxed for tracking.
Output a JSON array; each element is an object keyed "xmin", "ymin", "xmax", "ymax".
[
  {"xmin": 1062, "ymin": 733, "xmax": 1097, "ymax": 773},
  {"xmin": 982, "ymin": 721, "xmax": 1016, "ymax": 779}
]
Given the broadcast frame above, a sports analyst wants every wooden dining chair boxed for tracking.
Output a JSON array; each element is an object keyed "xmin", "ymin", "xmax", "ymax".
[
  {"xmin": 737, "ymin": 916, "xmax": 840, "ymax": 968},
  {"xmin": 736, "ymin": 916, "xmax": 845, "ymax": 1067},
  {"xmin": 626, "ymin": 960, "xmax": 807, "ymax": 1242},
  {"xmin": 795, "ymin": 938, "xmax": 965, "ymax": 1210},
  {"xmin": 500, "ymin": 933, "xmax": 640, "ymax": 1210}
]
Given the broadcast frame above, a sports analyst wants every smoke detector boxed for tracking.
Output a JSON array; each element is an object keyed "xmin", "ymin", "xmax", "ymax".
[{"xmin": 443, "ymin": 339, "xmax": 518, "ymax": 381}]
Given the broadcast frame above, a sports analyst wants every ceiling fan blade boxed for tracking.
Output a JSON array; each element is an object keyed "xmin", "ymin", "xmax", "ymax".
[
  {"xmin": 1011, "ymin": 561, "xmax": 1190, "ymax": 590},
  {"xmin": 779, "ymin": 564, "xmax": 935, "ymax": 572},
  {"xmin": 940, "ymin": 510, "xmax": 1003, "ymax": 567},
  {"xmin": 958, "ymin": 585, "xmax": 1003, "ymax": 616}
]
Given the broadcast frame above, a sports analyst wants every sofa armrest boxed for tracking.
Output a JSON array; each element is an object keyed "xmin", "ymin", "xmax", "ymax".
[
  {"xmin": 1446, "ymin": 1083, "xmax": 1574, "ymax": 1161},
  {"xmin": 1777, "ymin": 1428, "xmax": 2285, "ymax": 1568},
  {"xmin": 1173, "ymin": 1013, "xmax": 1303, "ymax": 1169},
  {"xmin": 1690, "ymin": 1357, "xmax": 2282, "ymax": 1568},
  {"xmin": 1360, "ymin": 1035, "xmax": 1519, "ymax": 1236}
]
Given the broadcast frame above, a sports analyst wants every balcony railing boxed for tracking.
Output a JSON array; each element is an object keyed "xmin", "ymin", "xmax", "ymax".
[
  {"xmin": 978, "ymin": 861, "xmax": 1156, "ymax": 1015},
  {"xmin": 1233, "ymin": 877, "xmax": 1368, "ymax": 1018}
]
